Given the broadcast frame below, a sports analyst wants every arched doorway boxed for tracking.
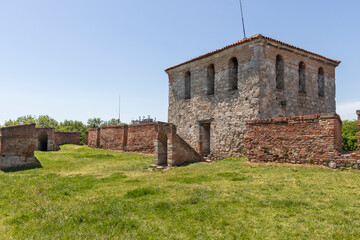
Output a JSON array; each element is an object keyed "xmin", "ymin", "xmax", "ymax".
[
  {"xmin": 156, "ymin": 131, "xmax": 168, "ymax": 165},
  {"xmin": 38, "ymin": 131, "xmax": 48, "ymax": 151}
]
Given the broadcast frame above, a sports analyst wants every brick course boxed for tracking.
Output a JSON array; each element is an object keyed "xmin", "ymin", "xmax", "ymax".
[
  {"xmin": 245, "ymin": 113, "xmax": 360, "ymax": 169},
  {"xmin": 54, "ymin": 132, "xmax": 81, "ymax": 145},
  {"xmin": 0, "ymin": 124, "xmax": 41, "ymax": 171},
  {"xmin": 88, "ymin": 122, "xmax": 204, "ymax": 167}
]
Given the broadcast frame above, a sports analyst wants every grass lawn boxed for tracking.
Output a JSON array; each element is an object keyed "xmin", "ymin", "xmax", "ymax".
[{"xmin": 0, "ymin": 145, "xmax": 360, "ymax": 239}]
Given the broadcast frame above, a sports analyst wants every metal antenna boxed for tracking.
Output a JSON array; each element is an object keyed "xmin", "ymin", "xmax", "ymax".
[
  {"xmin": 239, "ymin": 0, "xmax": 247, "ymax": 38},
  {"xmin": 118, "ymin": 95, "xmax": 121, "ymax": 124}
]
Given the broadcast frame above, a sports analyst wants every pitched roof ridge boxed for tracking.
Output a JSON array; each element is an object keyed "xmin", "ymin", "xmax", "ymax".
[{"xmin": 165, "ymin": 34, "xmax": 340, "ymax": 72}]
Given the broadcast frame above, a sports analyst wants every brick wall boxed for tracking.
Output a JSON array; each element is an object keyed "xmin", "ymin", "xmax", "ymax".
[
  {"xmin": 88, "ymin": 123, "xmax": 162, "ymax": 154},
  {"xmin": 54, "ymin": 132, "xmax": 81, "ymax": 145},
  {"xmin": 0, "ymin": 124, "xmax": 41, "ymax": 171},
  {"xmin": 34, "ymin": 128, "xmax": 59, "ymax": 151},
  {"xmin": 88, "ymin": 122, "xmax": 204, "ymax": 167},
  {"xmin": 245, "ymin": 113, "xmax": 360, "ymax": 169}
]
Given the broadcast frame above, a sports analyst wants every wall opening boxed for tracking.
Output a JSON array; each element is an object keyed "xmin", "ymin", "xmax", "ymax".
[
  {"xmin": 275, "ymin": 55, "xmax": 284, "ymax": 90},
  {"xmin": 229, "ymin": 57, "xmax": 238, "ymax": 90},
  {"xmin": 157, "ymin": 131, "xmax": 168, "ymax": 165},
  {"xmin": 38, "ymin": 131, "xmax": 48, "ymax": 151},
  {"xmin": 200, "ymin": 123, "xmax": 211, "ymax": 157},
  {"xmin": 207, "ymin": 64, "xmax": 215, "ymax": 95},
  {"xmin": 318, "ymin": 67, "xmax": 325, "ymax": 97},
  {"xmin": 298, "ymin": 61, "xmax": 306, "ymax": 93},
  {"xmin": 185, "ymin": 71, "xmax": 191, "ymax": 99}
]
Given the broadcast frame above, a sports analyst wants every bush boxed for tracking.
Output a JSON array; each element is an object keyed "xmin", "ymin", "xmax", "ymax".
[{"xmin": 342, "ymin": 120, "xmax": 358, "ymax": 151}]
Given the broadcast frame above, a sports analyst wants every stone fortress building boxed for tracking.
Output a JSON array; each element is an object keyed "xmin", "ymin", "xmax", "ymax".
[{"xmin": 165, "ymin": 34, "xmax": 340, "ymax": 159}]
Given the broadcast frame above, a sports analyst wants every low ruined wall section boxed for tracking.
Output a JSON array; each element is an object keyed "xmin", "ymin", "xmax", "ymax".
[
  {"xmin": 0, "ymin": 124, "xmax": 41, "ymax": 171},
  {"xmin": 54, "ymin": 132, "xmax": 81, "ymax": 145},
  {"xmin": 245, "ymin": 113, "xmax": 360, "ymax": 169}
]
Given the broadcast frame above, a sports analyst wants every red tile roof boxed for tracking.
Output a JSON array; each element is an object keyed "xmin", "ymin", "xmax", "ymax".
[{"xmin": 165, "ymin": 34, "xmax": 341, "ymax": 72}]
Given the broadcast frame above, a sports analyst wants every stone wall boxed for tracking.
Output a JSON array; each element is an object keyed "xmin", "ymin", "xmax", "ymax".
[
  {"xmin": 166, "ymin": 40, "xmax": 261, "ymax": 159},
  {"xmin": 166, "ymin": 34, "xmax": 339, "ymax": 160},
  {"xmin": 259, "ymin": 42, "xmax": 337, "ymax": 119},
  {"xmin": 88, "ymin": 122, "xmax": 204, "ymax": 167},
  {"xmin": 54, "ymin": 132, "xmax": 81, "ymax": 145},
  {"xmin": 0, "ymin": 124, "xmax": 41, "ymax": 171},
  {"xmin": 244, "ymin": 113, "xmax": 360, "ymax": 169},
  {"xmin": 88, "ymin": 123, "xmax": 157, "ymax": 153},
  {"xmin": 34, "ymin": 128, "xmax": 59, "ymax": 151}
]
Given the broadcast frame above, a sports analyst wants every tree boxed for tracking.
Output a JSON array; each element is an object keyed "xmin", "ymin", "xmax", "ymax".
[
  {"xmin": 37, "ymin": 115, "xmax": 59, "ymax": 128},
  {"xmin": 4, "ymin": 115, "xmax": 36, "ymax": 126},
  {"xmin": 87, "ymin": 118, "xmax": 104, "ymax": 128},
  {"xmin": 342, "ymin": 120, "xmax": 358, "ymax": 151},
  {"xmin": 102, "ymin": 118, "xmax": 121, "ymax": 127}
]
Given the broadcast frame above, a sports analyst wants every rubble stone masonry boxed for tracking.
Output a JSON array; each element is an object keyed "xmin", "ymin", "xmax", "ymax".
[{"xmin": 166, "ymin": 34, "xmax": 340, "ymax": 159}]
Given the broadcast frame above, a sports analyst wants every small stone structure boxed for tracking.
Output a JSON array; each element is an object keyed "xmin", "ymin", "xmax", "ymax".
[
  {"xmin": 166, "ymin": 34, "xmax": 340, "ymax": 159},
  {"xmin": 34, "ymin": 128, "xmax": 81, "ymax": 151},
  {"xmin": 87, "ymin": 122, "xmax": 204, "ymax": 167},
  {"xmin": 0, "ymin": 124, "xmax": 41, "ymax": 171},
  {"xmin": 35, "ymin": 128, "xmax": 59, "ymax": 151},
  {"xmin": 244, "ymin": 112, "xmax": 360, "ymax": 169}
]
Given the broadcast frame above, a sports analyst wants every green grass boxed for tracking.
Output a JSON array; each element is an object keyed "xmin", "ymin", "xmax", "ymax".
[{"xmin": 0, "ymin": 145, "xmax": 360, "ymax": 239}]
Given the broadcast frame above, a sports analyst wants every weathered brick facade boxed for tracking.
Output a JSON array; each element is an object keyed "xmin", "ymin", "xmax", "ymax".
[
  {"xmin": 34, "ymin": 128, "xmax": 59, "ymax": 151},
  {"xmin": 88, "ymin": 122, "xmax": 204, "ymax": 167},
  {"xmin": 0, "ymin": 124, "xmax": 41, "ymax": 171},
  {"xmin": 166, "ymin": 34, "xmax": 340, "ymax": 159},
  {"xmin": 54, "ymin": 132, "xmax": 81, "ymax": 146},
  {"xmin": 245, "ymin": 113, "xmax": 360, "ymax": 169}
]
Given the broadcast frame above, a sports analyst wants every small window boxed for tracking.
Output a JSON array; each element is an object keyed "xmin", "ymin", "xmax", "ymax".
[
  {"xmin": 318, "ymin": 67, "xmax": 325, "ymax": 97},
  {"xmin": 275, "ymin": 55, "xmax": 284, "ymax": 90},
  {"xmin": 184, "ymin": 71, "xmax": 191, "ymax": 99},
  {"xmin": 229, "ymin": 57, "xmax": 238, "ymax": 90},
  {"xmin": 207, "ymin": 64, "xmax": 215, "ymax": 95},
  {"xmin": 298, "ymin": 62, "xmax": 306, "ymax": 93}
]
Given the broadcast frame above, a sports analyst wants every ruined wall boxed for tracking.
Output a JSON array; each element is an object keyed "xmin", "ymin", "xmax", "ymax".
[
  {"xmin": 0, "ymin": 124, "xmax": 41, "ymax": 171},
  {"xmin": 259, "ymin": 42, "xmax": 337, "ymax": 118},
  {"xmin": 88, "ymin": 123, "xmax": 161, "ymax": 154},
  {"xmin": 99, "ymin": 126, "xmax": 126, "ymax": 150},
  {"xmin": 88, "ymin": 128, "xmax": 100, "ymax": 149},
  {"xmin": 167, "ymin": 40, "xmax": 262, "ymax": 159},
  {"xmin": 126, "ymin": 124, "xmax": 157, "ymax": 153},
  {"xmin": 244, "ymin": 113, "xmax": 360, "ymax": 169},
  {"xmin": 54, "ymin": 132, "xmax": 81, "ymax": 145},
  {"xmin": 35, "ymin": 128, "xmax": 59, "ymax": 151}
]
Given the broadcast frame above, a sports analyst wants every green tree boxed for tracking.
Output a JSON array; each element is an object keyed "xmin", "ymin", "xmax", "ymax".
[
  {"xmin": 37, "ymin": 115, "xmax": 59, "ymax": 128},
  {"xmin": 342, "ymin": 120, "xmax": 358, "ymax": 151},
  {"xmin": 87, "ymin": 118, "xmax": 104, "ymax": 128},
  {"xmin": 4, "ymin": 115, "xmax": 36, "ymax": 126},
  {"xmin": 102, "ymin": 118, "xmax": 121, "ymax": 127}
]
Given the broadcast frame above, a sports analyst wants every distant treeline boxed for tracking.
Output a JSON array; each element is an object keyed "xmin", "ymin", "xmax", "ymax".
[{"xmin": 2, "ymin": 115, "xmax": 125, "ymax": 144}]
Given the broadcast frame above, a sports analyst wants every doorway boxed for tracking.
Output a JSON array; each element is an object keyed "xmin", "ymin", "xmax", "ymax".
[
  {"xmin": 38, "ymin": 131, "xmax": 48, "ymax": 151},
  {"xmin": 156, "ymin": 131, "xmax": 168, "ymax": 165},
  {"xmin": 200, "ymin": 123, "xmax": 211, "ymax": 157}
]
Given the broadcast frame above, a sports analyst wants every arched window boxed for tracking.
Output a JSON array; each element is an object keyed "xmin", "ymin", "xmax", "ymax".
[
  {"xmin": 318, "ymin": 67, "xmax": 325, "ymax": 97},
  {"xmin": 229, "ymin": 57, "xmax": 238, "ymax": 90},
  {"xmin": 275, "ymin": 55, "xmax": 284, "ymax": 90},
  {"xmin": 184, "ymin": 71, "xmax": 191, "ymax": 99},
  {"xmin": 207, "ymin": 64, "xmax": 215, "ymax": 95},
  {"xmin": 298, "ymin": 61, "xmax": 306, "ymax": 93}
]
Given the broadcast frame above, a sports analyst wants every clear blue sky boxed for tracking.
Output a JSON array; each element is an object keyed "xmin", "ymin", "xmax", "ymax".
[{"xmin": 0, "ymin": 0, "xmax": 359, "ymax": 124}]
